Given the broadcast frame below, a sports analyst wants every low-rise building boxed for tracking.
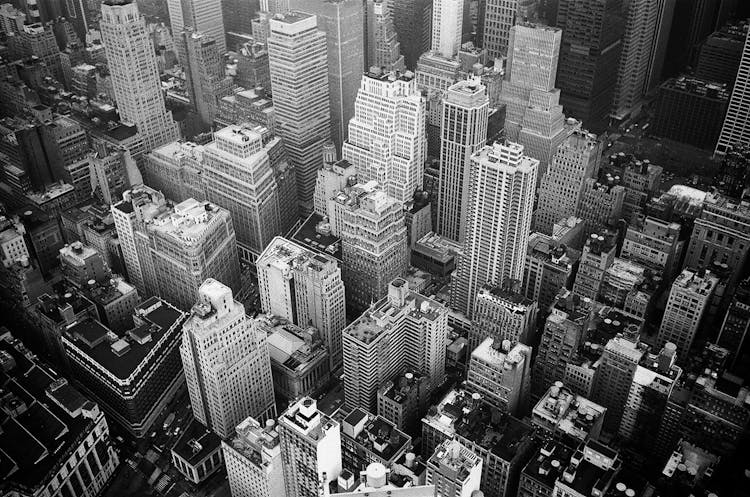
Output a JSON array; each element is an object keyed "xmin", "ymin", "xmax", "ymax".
[
  {"xmin": 531, "ymin": 382, "xmax": 606, "ymax": 443},
  {"xmin": 377, "ymin": 371, "xmax": 431, "ymax": 433},
  {"xmin": 171, "ymin": 419, "xmax": 224, "ymax": 484},
  {"xmin": 341, "ymin": 408, "xmax": 412, "ymax": 476},
  {"xmin": 223, "ymin": 416, "xmax": 286, "ymax": 497}
]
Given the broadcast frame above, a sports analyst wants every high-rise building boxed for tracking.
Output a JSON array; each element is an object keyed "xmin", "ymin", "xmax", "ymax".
[
  {"xmin": 531, "ymin": 382, "xmax": 606, "ymax": 442},
  {"xmin": 223, "ymin": 416, "xmax": 286, "ymax": 497},
  {"xmin": 340, "ymin": 408, "xmax": 412, "ymax": 475},
  {"xmin": 100, "ymin": 0, "xmax": 179, "ymax": 152},
  {"xmin": 657, "ymin": 268, "xmax": 719, "ymax": 362},
  {"xmin": 717, "ymin": 278, "xmax": 750, "ymax": 369},
  {"xmin": 482, "ymin": 0, "xmax": 529, "ymax": 59},
  {"xmin": 572, "ymin": 231, "xmax": 617, "ymax": 301},
  {"xmin": 451, "ymin": 142, "xmax": 538, "ymax": 317},
  {"xmin": 715, "ymin": 25, "xmax": 750, "ymax": 155},
  {"xmin": 391, "ymin": 0, "xmax": 432, "ymax": 69},
  {"xmin": 575, "ymin": 175, "xmax": 625, "ymax": 237},
  {"xmin": 534, "ymin": 129, "xmax": 601, "ymax": 235},
  {"xmin": 696, "ymin": 20, "xmax": 748, "ymax": 88},
  {"xmin": 343, "ymin": 278, "xmax": 448, "ymax": 411},
  {"xmin": 256, "ymin": 236, "xmax": 346, "ymax": 369},
  {"xmin": 202, "ymin": 125, "xmax": 282, "ymax": 262},
  {"xmin": 555, "ymin": 0, "xmax": 625, "ymax": 132},
  {"xmin": 342, "ymin": 69, "xmax": 427, "ymax": 205},
  {"xmin": 314, "ymin": 159, "xmax": 357, "ymax": 216},
  {"xmin": 683, "ymin": 191, "xmax": 750, "ymax": 287},
  {"xmin": 289, "ymin": 0, "xmax": 364, "ymax": 151},
  {"xmin": 469, "ymin": 284, "xmax": 537, "ymax": 350},
  {"xmin": 437, "ymin": 79, "xmax": 489, "ymax": 242},
  {"xmin": 426, "ymin": 439, "xmax": 483, "ymax": 497},
  {"xmin": 339, "ymin": 185, "xmax": 408, "ymax": 314},
  {"xmin": 267, "ymin": 12, "xmax": 331, "ymax": 211},
  {"xmin": 466, "ymin": 337, "xmax": 532, "ymax": 416},
  {"xmin": 611, "ymin": 0, "xmax": 659, "ymax": 121},
  {"xmin": 167, "ymin": 0, "xmax": 226, "ymax": 61},
  {"xmin": 590, "ymin": 333, "xmax": 644, "ymax": 434},
  {"xmin": 432, "ymin": 0, "xmax": 463, "ymax": 59},
  {"xmin": 181, "ymin": 279, "xmax": 276, "ymax": 438},
  {"xmin": 621, "ymin": 216, "xmax": 683, "ymax": 279},
  {"xmin": 366, "ymin": 0, "xmax": 405, "ymax": 72},
  {"xmin": 377, "ymin": 371, "xmax": 431, "ymax": 433},
  {"xmin": 278, "ymin": 397, "xmax": 342, "ymax": 497}
]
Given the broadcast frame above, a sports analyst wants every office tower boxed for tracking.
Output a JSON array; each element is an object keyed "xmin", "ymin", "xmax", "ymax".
[
  {"xmin": 483, "ymin": 0, "xmax": 524, "ymax": 59},
  {"xmin": 589, "ymin": 333, "xmax": 644, "ymax": 434},
  {"xmin": 716, "ymin": 26, "xmax": 750, "ymax": 155},
  {"xmin": 696, "ymin": 21, "xmax": 748, "ymax": 87},
  {"xmin": 366, "ymin": 0, "xmax": 405, "ymax": 72},
  {"xmin": 378, "ymin": 371, "xmax": 431, "ymax": 433},
  {"xmin": 167, "ymin": 0, "xmax": 225, "ymax": 60},
  {"xmin": 611, "ymin": 0, "xmax": 659, "ymax": 121},
  {"xmin": 181, "ymin": 279, "xmax": 276, "ymax": 438},
  {"xmin": 522, "ymin": 229, "xmax": 582, "ymax": 313},
  {"xmin": 343, "ymin": 69, "xmax": 427, "ymax": 205},
  {"xmin": 684, "ymin": 191, "xmax": 750, "ymax": 287},
  {"xmin": 531, "ymin": 383, "xmax": 606, "ymax": 442},
  {"xmin": 437, "ymin": 79, "xmax": 489, "ymax": 242},
  {"xmin": 144, "ymin": 141, "xmax": 206, "ymax": 203},
  {"xmin": 644, "ymin": 0, "xmax": 676, "ymax": 92},
  {"xmin": 256, "ymin": 236, "xmax": 346, "ymax": 369},
  {"xmin": 716, "ymin": 143, "xmax": 750, "ymax": 198},
  {"xmin": 426, "ymin": 440, "xmax": 483, "ymax": 497},
  {"xmin": 223, "ymin": 416, "xmax": 286, "ymax": 497},
  {"xmin": 340, "ymin": 408, "xmax": 411, "ymax": 474},
  {"xmin": 258, "ymin": 315, "xmax": 330, "ymax": 401},
  {"xmin": 278, "ymin": 397, "xmax": 342, "ymax": 497},
  {"xmin": 451, "ymin": 142, "xmax": 538, "ymax": 317},
  {"xmin": 501, "ymin": 23, "xmax": 573, "ymax": 178},
  {"xmin": 391, "ymin": 0, "xmax": 432, "ymax": 69},
  {"xmin": 575, "ymin": 175, "xmax": 625, "ymax": 237},
  {"xmin": 470, "ymin": 284, "xmax": 537, "ymax": 351},
  {"xmin": 432, "ymin": 0, "xmax": 463, "ymax": 59},
  {"xmin": 414, "ymin": 52, "xmax": 462, "ymax": 156},
  {"xmin": 0, "ymin": 332, "xmax": 120, "ymax": 497},
  {"xmin": 340, "ymin": 187, "xmax": 409, "ymax": 313},
  {"xmin": 717, "ymin": 278, "xmax": 750, "ymax": 369},
  {"xmin": 182, "ymin": 30, "xmax": 234, "ymax": 127},
  {"xmin": 657, "ymin": 269, "xmax": 719, "ymax": 362},
  {"xmin": 0, "ymin": 4, "xmax": 25, "ymax": 34},
  {"xmin": 100, "ymin": 0, "xmax": 179, "ymax": 152},
  {"xmin": 222, "ymin": 0, "xmax": 258, "ymax": 39},
  {"xmin": 466, "ymin": 337, "xmax": 532, "ymax": 416},
  {"xmin": 203, "ymin": 125, "xmax": 281, "ymax": 262},
  {"xmin": 621, "ymin": 217, "xmax": 683, "ymax": 279},
  {"xmin": 421, "ymin": 388, "xmax": 536, "ymax": 497},
  {"xmin": 572, "ymin": 232, "xmax": 616, "ymax": 300},
  {"xmin": 555, "ymin": 0, "xmax": 625, "ymax": 132},
  {"xmin": 652, "ymin": 77, "xmax": 729, "ymax": 150},
  {"xmin": 534, "ymin": 129, "xmax": 601, "ymax": 235},
  {"xmin": 343, "ymin": 278, "xmax": 448, "ymax": 411},
  {"xmin": 267, "ymin": 12, "xmax": 331, "ymax": 211},
  {"xmin": 289, "ymin": 0, "xmax": 363, "ymax": 151},
  {"xmin": 618, "ymin": 343, "xmax": 681, "ymax": 454},
  {"xmin": 62, "ymin": 298, "xmax": 186, "ymax": 437}
]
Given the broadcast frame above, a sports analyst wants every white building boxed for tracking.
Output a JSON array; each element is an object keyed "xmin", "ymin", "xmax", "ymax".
[
  {"xmin": 426, "ymin": 439, "xmax": 482, "ymax": 497},
  {"xmin": 437, "ymin": 78, "xmax": 489, "ymax": 243},
  {"xmin": 342, "ymin": 69, "xmax": 427, "ymax": 205},
  {"xmin": 278, "ymin": 397, "xmax": 342, "ymax": 497},
  {"xmin": 268, "ymin": 11, "xmax": 331, "ymax": 211},
  {"xmin": 0, "ymin": 225, "xmax": 29, "ymax": 267},
  {"xmin": 716, "ymin": 25, "xmax": 750, "ymax": 155},
  {"xmin": 431, "ymin": 0, "xmax": 463, "ymax": 59},
  {"xmin": 223, "ymin": 416, "xmax": 287, "ymax": 497},
  {"xmin": 256, "ymin": 236, "xmax": 346, "ymax": 369},
  {"xmin": 343, "ymin": 278, "xmax": 448, "ymax": 412},
  {"xmin": 181, "ymin": 279, "xmax": 276, "ymax": 438},
  {"xmin": 314, "ymin": 159, "xmax": 357, "ymax": 217},
  {"xmin": 451, "ymin": 141, "xmax": 538, "ymax": 317},
  {"xmin": 100, "ymin": 0, "xmax": 179, "ymax": 152}
]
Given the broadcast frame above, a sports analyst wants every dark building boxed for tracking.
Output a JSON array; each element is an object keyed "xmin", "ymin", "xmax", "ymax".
[
  {"xmin": 222, "ymin": 0, "xmax": 259, "ymax": 38},
  {"xmin": 391, "ymin": 0, "xmax": 431, "ymax": 69},
  {"xmin": 695, "ymin": 20, "xmax": 748, "ymax": 88},
  {"xmin": 651, "ymin": 76, "xmax": 729, "ymax": 150},
  {"xmin": 715, "ymin": 142, "xmax": 750, "ymax": 197},
  {"xmin": 555, "ymin": 0, "xmax": 626, "ymax": 133}
]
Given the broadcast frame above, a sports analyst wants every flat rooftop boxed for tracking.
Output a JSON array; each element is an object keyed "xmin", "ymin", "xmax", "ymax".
[
  {"xmin": 291, "ymin": 213, "xmax": 342, "ymax": 260},
  {"xmin": 172, "ymin": 419, "xmax": 221, "ymax": 465}
]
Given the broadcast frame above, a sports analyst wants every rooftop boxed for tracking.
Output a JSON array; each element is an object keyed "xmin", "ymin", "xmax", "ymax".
[
  {"xmin": 290, "ymin": 214, "xmax": 342, "ymax": 260},
  {"xmin": 380, "ymin": 372, "xmax": 426, "ymax": 404},
  {"xmin": 342, "ymin": 408, "xmax": 411, "ymax": 463},
  {"xmin": 428, "ymin": 439, "xmax": 481, "ymax": 484},
  {"xmin": 262, "ymin": 316, "xmax": 328, "ymax": 373},
  {"xmin": 172, "ymin": 419, "xmax": 222, "ymax": 465},
  {"xmin": 532, "ymin": 382, "xmax": 606, "ymax": 442},
  {"xmin": 522, "ymin": 440, "xmax": 575, "ymax": 490}
]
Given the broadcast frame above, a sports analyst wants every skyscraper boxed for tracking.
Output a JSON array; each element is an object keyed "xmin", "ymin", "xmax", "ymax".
[
  {"xmin": 426, "ymin": 440, "xmax": 483, "ymax": 497},
  {"xmin": 534, "ymin": 129, "xmax": 601, "ymax": 235},
  {"xmin": 451, "ymin": 142, "xmax": 538, "ymax": 317},
  {"xmin": 182, "ymin": 29, "xmax": 234, "ymax": 127},
  {"xmin": 437, "ymin": 78, "xmax": 489, "ymax": 243},
  {"xmin": 342, "ymin": 69, "xmax": 427, "ymax": 205},
  {"xmin": 391, "ymin": 0, "xmax": 431, "ymax": 69},
  {"xmin": 431, "ymin": 0, "xmax": 463, "ymax": 59},
  {"xmin": 167, "ymin": 0, "xmax": 226, "ymax": 60},
  {"xmin": 365, "ymin": 0, "xmax": 405, "ymax": 72},
  {"xmin": 342, "ymin": 278, "xmax": 448, "ymax": 411},
  {"xmin": 289, "ymin": 0, "xmax": 364, "ymax": 151},
  {"xmin": 278, "ymin": 397, "xmax": 342, "ymax": 497},
  {"xmin": 715, "ymin": 26, "xmax": 750, "ymax": 155},
  {"xmin": 555, "ymin": 0, "xmax": 625, "ymax": 132},
  {"xmin": 470, "ymin": 284, "xmax": 538, "ymax": 351},
  {"xmin": 268, "ymin": 12, "xmax": 331, "ymax": 212},
  {"xmin": 181, "ymin": 279, "xmax": 276, "ymax": 438},
  {"xmin": 223, "ymin": 416, "xmax": 286, "ymax": 497},
  {"xmin": 100, "ymin": 0, "xmax": 179, "ymax": 152},
  {"xmin": 202, "ymin": 125, "xmax": 282, "ymax": 262},
  {"xmin": 256, "ymin": 236, "xmax": 346, "ymax": 369},
  {"xmin": 482, "ymin": 0, "xmax": 520, "ymax": 59}
]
